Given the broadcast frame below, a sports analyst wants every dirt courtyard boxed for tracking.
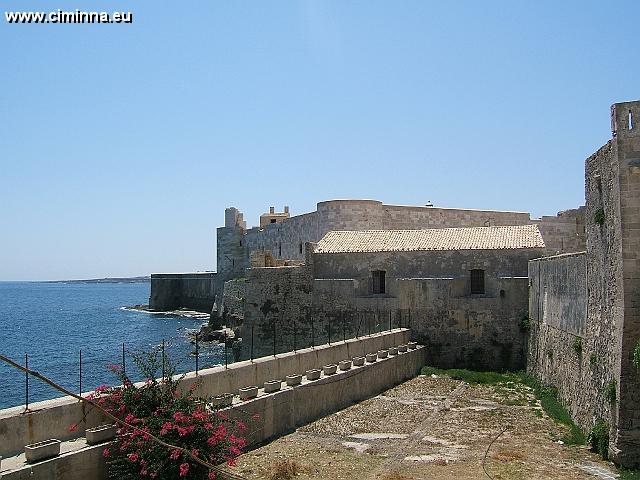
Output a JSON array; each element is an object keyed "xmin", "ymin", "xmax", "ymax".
[{"xmin": 234, "ymin": 373, "xmax": 619, "ymax": 480}]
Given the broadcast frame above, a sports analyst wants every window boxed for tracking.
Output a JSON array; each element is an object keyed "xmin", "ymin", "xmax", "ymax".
[
  {"xmin": 278, "ymin": 243, "xmax": 282, "ymax": 257},
  {"xmin": 470, "ymin": 269, "xmax": 485, "ymax": 294},
  {"xmin": 299, "ymin": 242, "xmax": 303, "ymax": 254},
  {"xmin": 371, "ymin": 270, "xmax": 386, "ymax": 294},
  {"xmin": 270, "ymin": 219, "xmax": 277, "ymax": 224}
]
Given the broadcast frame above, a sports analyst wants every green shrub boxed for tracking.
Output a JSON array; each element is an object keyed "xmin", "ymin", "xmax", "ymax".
[
  {"xmin": 572, "ymin": 337, "xmax": 583, "ymax": 355},
  {"xmin": 633, "ymin": 340, "xmax": 640, "ymax": 369},
  {"xmin": 588, "ymin": 420, "xmax": 609, "ymax": 460},
  {"xmin": 619, "ymin": 468, "xmax": 640, "ymax": 480},
  {"xmin": 518, "ymin": 374, "xmax": 585, "ymax": 445},
  {"xmin": 420, "ymin": 366, "xmax": 511, "ymax": 384},
  {"xmin": 594, "ymin": 208, "xmax": 605, "ymax": 226},
  {"xmin": 604, "ymin": 380, "xmax": 617, "ymax": 403},
  {"xmin": 590, "ymin": 354, "xmax": 599, "ymax": 365},
  {"xmin": 547, "ymin": 349, "xmax": 553, "ymax": 360},
  {"xmin": 520, "ymin": 315, "xmax": 531, "ymax": 331}
]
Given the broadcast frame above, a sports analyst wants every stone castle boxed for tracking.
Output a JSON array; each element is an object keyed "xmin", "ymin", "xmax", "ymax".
[{"xmin": 149, "ymin": 100, "xmax": 639, "ymax": 467}]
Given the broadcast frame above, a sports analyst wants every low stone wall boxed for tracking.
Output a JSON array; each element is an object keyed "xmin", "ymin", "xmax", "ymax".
[
  {"xmin": 0, "ymin": 329, "xmax": 409, "ymax": 460},
  {"xmin": 1, "ymin": 331, "xmax": 421, "ymax": 480},
  {"xmin": 148, "ymin": 272, "xmax": 216, "ymax": 313}
]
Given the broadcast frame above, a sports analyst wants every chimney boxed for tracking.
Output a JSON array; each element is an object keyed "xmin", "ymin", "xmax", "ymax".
[
  {"xmin": 284, "ymin": 206, "xmax": 289, "ymax": 214},
  {"xmin": 269, "ymin": 206, "xmax": 275, "ymax": 214}
]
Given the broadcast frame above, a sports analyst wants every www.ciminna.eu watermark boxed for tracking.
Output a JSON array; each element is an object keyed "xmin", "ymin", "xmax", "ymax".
[{"xmin": 5, "ymin": 9, "xmax": 133, "ymax": 24}]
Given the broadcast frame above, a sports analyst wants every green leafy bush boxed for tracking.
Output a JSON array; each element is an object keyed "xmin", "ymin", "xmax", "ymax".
[
  {"xmin": 633, "ymin": 340, "xmax": 640, "ymax": 369},
  {"xmin": 604, "ymin": 380, "xmax": 617, "ymax": 403},
  {"xmin": 590, "ymin": 354, "xmax": 599, "ymax": 365},
  {"xmin": 572, "ymin": 337, "xmax": 583, "ymax": 355},
  {"xmin": 588, "ymin": 420, "xmax": 609, "ymax": 460},
  {"xmin": 520, "ymin": 315, "xmax": 531, "ymax": 331},
  {"xmin": 594, "ymin": 208, "xmax": 605, "ymax": 226},
  {"xmin": 518, "ymin": 374, "xmax": 585, "ymax": 445},
  {"xmin": 420, "ymin": 366, "xmax": 511, "ymax": 384},
  {"xmin": 78, "ymin": 350, "xmax": 252, "ymax": 480}
]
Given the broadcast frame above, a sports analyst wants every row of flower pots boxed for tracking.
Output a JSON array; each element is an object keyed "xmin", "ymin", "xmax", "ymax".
[
  {"xmin": 17, "ymin": 342, "xmax": 418, "ymax": 466},
  {"xmin": 235, "ymin": 341, "xmax": 418, "ymax": 402}
]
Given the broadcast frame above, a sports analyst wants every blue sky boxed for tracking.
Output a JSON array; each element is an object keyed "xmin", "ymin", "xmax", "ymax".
[{"xmin": 0, "ymin": 1, "xmax": 638, "ymax": 280}]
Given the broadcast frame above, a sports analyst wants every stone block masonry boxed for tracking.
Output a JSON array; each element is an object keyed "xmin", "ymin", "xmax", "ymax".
[
  {"xmin": 217, "ymin": 200, "xmax": 586, "ymax": 296},
  {"xmin": 527, "ymin": 100, "xmax": 640, "ymax": 468},
  {"xmin": 148, "ymin": 272, "xmax": 216, "ymax": 313}
]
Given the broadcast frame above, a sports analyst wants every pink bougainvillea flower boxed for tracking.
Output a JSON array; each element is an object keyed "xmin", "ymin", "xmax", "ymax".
[
  {"xmin": 68, "ymin": 423, "xmax": 78, "ymax": 433},
  {"xmin": 127, "ymin": 452, "xmax": 139, "ymax": 463},
  {"xmin": 208, "ymin": 472, "xmax": 217, "ymax": 480},
  {"xmin": 107, "ymin": 363, "xmax": 122, "ymax": 372},
  {"xmin": 102, "ymin": 448, "xmax": 110, "ymax": 458},
  {"xmin": 179, "ymin": 462, "xmax": 190, "ymax": 477},
  {"xmin": 251, "ymin": 413, "xmax": 261, "ymax": 420},
  {"xmin": 170, "ymin": 448, "xmax": 182, "ymax": 460},
  {"xmin": 235, "ymin": 421, "xmax": 247, "ymax": 432},
  {"xmin": 229, "ymin": 434, "xmax": 247, "ymax": 449}
]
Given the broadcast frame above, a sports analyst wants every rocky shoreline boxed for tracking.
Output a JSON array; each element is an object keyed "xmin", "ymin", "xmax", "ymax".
[
  {"xmin": 125, "ymin": 304, "xmax": 241, "ymax": 349},
  {"xmin": 123, "ymin": 304, "xmax": 211, "ymax": 320}
]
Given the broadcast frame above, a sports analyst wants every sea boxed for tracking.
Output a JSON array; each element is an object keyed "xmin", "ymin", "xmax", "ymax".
[{"xmin": 0, "ymin": 281, "xmax": 226, "ymax": 410}]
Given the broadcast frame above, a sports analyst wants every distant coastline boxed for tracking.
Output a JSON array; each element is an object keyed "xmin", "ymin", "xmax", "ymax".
[{"xmin": 42, "ymin": 276, "xmax": 151, "ymax": 284}]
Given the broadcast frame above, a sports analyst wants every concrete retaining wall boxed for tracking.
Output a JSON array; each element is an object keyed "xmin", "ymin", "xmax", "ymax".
[
  {"xmin": 1, "ymin": 331, "xmax": 422, "ymax": 480},
  {"xmin": 0, "ymin": 329, "xmax": 409, "ymax": 459}
]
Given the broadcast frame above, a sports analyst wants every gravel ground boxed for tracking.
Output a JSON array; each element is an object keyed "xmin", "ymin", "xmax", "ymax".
[{"xmin": 234, "ymin": 374, "xmax": 619, "ymax": 480}]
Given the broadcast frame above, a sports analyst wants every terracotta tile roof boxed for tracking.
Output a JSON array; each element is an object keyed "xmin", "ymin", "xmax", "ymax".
[{"xmin": 314, "ymin": 225, "xmax": 545, "ymax": 253}]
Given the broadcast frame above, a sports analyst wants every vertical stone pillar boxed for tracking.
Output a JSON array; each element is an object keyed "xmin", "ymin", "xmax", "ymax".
[{"xmin": 612, "ymin": 101, "xmax": 640, "ymax": 467}]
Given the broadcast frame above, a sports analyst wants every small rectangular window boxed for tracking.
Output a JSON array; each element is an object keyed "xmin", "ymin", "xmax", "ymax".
[
  {"xmin": 372, "ymin": 270, "xmax": 386, "ymax": 294},
  {"xmin": 470, "ymin": 269, "xmax": 485, "ymax": 294},
  {"xmin": 299, "ymin": 242, "xmax": 303, "ymax": 254},
  {"xmin": 270, "ymin": 219, "xmax": 277, "ymax": 224}
]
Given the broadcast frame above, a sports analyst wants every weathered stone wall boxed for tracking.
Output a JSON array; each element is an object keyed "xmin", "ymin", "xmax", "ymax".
[
  {"xmin": 219, "ymin": 278, "xmax": 248, "ymax": 321},
  {"xmin": 526, "ymin": 252, "xmax": 608, "ymax": 431},
  {"xmin": 535, "ymin": 207, "xmax": 586, "ymax": 255},
  {"xmin": 312, "ymin": 248, "xmax": 541, "ymax": 370},
  {"xmin": 148, "ymin": 273, "xmax": 216, "ymax": 313},
  {"xmin": 220, "ymin": 200, "xmax": 584, "ymax": 283},
  {"xmin": 612, "ymin": 101, "xmax": 640, "ymax": 466},
  {"xmin": 242, "ymin": 240, "xmax": 541, "ymax": 370},
  {"xmin": 241, "ymin": 246, "xmax": 314, "ymax": 359},
  {"xmin": 527, "ymin": 100, "xmax": 640, "ymax": 467}
]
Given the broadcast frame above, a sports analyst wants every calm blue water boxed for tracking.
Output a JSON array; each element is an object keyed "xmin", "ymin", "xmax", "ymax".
[{"xmin": 0, "ymin": 282, "xmax": 226, "ymax": 409}]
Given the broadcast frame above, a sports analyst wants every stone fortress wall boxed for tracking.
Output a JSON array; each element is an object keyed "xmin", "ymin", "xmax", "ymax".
[
  {"xmin": 217, "ymin": 199, "xmax": 586, "ymax": 288},
  {"xmin": 148, "ymin": 272, "xmax": 216, "ymax": 312},
  {"xmin": 527, "ymin": 100, "xmax": 640, "ymax": 467}
]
